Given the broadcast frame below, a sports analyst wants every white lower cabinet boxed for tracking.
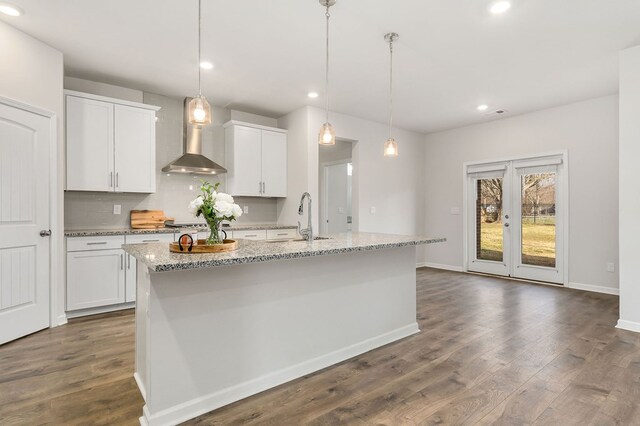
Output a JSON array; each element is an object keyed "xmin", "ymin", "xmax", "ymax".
[
  {"xmin": 66, "ymin": 248, "xmax": 126, "ymax": 311},
  {"xmin": 232, "ymin": 229, "xmax": 267, "ymax": 241},
  {"xmin": 124, "ymin": 233, "xmax": 175, "ymax": 303},
  {"xmin": 66, "ymin": 233, "xmax": 176, "ymax": 315}
]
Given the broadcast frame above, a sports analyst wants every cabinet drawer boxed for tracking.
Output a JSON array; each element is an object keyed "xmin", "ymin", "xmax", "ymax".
[
  {"xmin": 266, "ymin": 229, "xmax": 297, "ymax": 240},
  {"xmin": 125, "ymin": 233, "xmax": 176, "ymax": 244},
  {"xmin": 67, "ymin": 235, "xmax": 125, "ymax": 252},
  {"xmin": 232, "ymin": 230, "xmax": 267, "ymax": 241}
]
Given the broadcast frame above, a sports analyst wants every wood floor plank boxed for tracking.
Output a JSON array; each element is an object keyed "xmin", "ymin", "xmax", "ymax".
[{"xmin": 0, "ymin": 268, "xmax": 635, "ymax": 425}]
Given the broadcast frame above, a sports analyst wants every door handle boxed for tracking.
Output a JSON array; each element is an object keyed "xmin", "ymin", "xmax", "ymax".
[{"xmin": 39, "ymin": 230, "xmax": 52, "ymax": 237}]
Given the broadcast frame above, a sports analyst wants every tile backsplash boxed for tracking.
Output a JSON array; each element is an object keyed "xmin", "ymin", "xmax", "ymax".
[{"xmin": 64, "ymin": 91, "xmax": 280, "ymax": 230}]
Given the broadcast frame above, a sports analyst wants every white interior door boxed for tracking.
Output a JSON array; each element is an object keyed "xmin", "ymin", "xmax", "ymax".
[
  {"xmin": 0, "ymin": 102, "xmax": 51, "ymax": 345},
  {"xmin": 466, "ymin": 155, "xmax": 565, "ymax": 285}
]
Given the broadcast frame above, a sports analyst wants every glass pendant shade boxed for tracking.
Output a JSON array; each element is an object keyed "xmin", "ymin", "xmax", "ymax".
[
  {"xmin": 318, "ymin": 122, "xmax": 336, "ymax": 145},
  {"xmin": 188, "ymin": 95, "xmax": 211, "ymax": 126},
  {"xmin": 384, "ymin": 138, "xmax": 398, "ymax": 157}
]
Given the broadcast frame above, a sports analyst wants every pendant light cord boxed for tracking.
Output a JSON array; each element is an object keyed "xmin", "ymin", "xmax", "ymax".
[
  {"xmin": 389, "ymin": 39, "xmax": 393, "ymax": 140},
  {"xmin": 198, "ymin": 0, "xmax": 202, "ymax": 96},
  {"xmin": 325, "ymin": 4, "xmax": 330, "ymax": 123}
]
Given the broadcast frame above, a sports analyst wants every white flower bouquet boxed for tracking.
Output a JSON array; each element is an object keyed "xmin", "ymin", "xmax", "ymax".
[{"xmin": 188, "ymin": 180, "xmax": 242, "ymax": 244}]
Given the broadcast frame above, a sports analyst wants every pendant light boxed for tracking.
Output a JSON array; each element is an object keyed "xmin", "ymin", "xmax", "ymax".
[
  {"xmin": 188, "ymin": 0, "xmax": 212, "ymax": 126},
  {"xmin": 318, "ymin": 0, "xmax": 336, "ymax": 146},
  {"xmin": 383, "ymin": 32, "xmax": 399, "ymax": 157}
]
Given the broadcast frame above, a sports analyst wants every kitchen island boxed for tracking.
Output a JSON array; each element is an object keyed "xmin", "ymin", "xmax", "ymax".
[{"xmin": 124, "ymin": 233, "xmax": 444, "ymax": 425}]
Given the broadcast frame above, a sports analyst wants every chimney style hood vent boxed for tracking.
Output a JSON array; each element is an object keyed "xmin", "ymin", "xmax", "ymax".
[{"xmin": 162, "ymin": 98, "xmax": 227, "ymax": 175}]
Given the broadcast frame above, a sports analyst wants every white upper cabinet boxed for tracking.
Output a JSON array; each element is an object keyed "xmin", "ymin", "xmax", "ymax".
[
  {"xmin": 224, "ymin": 121, "xmax": 287, "ymax": 198},
  {"xmin": 114, "ymin": 104, "xmax": 156, "ymax": 192},
  {"xmin": 65, "ymin": 90, "xmax": 160, "ymax": 193},
  {"xmin": 261, "ymin": 130, "xmax": 287, "ymax": 197},
  {"xmin": 66, "ymin": 96, "xmax": 114, "ymax": 191}
]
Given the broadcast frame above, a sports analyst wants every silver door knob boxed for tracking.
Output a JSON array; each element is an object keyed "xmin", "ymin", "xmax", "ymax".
[
  {"xmin": 40, "ymin": 230, "xmax": 52, "ymax": 237},
  {"xmin": 504, "ymin": 223, "xmax": 510, "ymax": 228}
]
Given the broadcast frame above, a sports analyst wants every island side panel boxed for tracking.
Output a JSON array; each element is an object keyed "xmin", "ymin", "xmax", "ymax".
[
  {"xmin": 134, "ymin": 261, "xmax": 150, "ymax": 402},
  {"xmin": 144, "ymin": 246, "xmax": 418, "ymax": 425}
]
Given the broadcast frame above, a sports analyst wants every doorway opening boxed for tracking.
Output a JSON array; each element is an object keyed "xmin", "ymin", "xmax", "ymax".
[
  {"xmin": 319, "ymin": 140, "xmax": 354, "ymax": 235},
  {"xmin": 465, "ymin": 153, "xmax": 567, "ymax": 285}
]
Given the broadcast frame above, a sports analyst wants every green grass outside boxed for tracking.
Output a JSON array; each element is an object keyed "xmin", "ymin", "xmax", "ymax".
[{"xmin": 479, "ymin": 216, "xmax": 556, "ymax": 267}]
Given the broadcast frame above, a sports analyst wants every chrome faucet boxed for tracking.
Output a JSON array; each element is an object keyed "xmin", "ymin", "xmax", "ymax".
[{"xmin": 298, "ymin": 192, "xmax": 313, "ymax": 242}]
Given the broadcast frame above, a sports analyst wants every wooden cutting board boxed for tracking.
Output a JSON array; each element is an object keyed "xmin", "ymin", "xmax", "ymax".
[{"xmin": 130, "ymin": 210, "xmax": 175, "ymax": 229}]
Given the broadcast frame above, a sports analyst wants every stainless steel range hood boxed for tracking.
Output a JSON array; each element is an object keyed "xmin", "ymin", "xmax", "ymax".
[{"xmin": 161, "ymin": 98, "xmax": 227, "ymax": 175}]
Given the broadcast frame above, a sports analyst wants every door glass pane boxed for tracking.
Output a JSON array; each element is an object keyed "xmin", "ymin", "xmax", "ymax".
[
  {"xmin": 521, "ymin": 173, "xmax": 556, "ymax": 267},
  {"xmin": 476, "ymin": 178, "xmax": 503, "ymax": 262}
]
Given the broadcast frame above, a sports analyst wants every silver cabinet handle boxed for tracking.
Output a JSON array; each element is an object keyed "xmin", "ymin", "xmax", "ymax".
[
  {"xmin": 120, "ymin": 253, "xmax": 124, "ymax": 270},
  {"xmin": 87, "ymin": 241, "xmax": 108, "ymax": 245},
  {"xmin": 504, "ymin": 223, "xmax": 510, "ymax": 228},
  {"xmin": 110, "ymin": 172, "xmax": 113, "ymax": 188},
  {"xmin": 127, "ymin": 254, "xmax": 131, "ymax": 269},
  {"xmin": 244, "ymin": 234, "xmax": 257, "ymax": 237},
  {"xmin": 116, "ymin": 172, "xmax": 119, "ymax": 188},
  {"xmin": 258, "ymin": 181, "xmax": 262, "ymax": 194},
  {"xmin": 277, "ymin": 233, "xmax": 288, "ymax": 236},
  {"xmin": 142, "ymin": 239, "xmax": 160, "ymax": 242},
  {"xmin": 262, "ymin": 182, "xmax": 265, "ymax": 194}
]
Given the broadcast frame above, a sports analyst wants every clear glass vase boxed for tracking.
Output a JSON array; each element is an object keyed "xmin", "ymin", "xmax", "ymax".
[{"xmin": 205, "ymin": 219, "xmax": 223, "ymax": 245}]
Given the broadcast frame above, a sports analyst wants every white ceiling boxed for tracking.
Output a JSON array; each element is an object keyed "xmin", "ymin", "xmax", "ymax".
[{"xmin": 3, "ymin": 0, "xmax": 640, "ymax": 133}]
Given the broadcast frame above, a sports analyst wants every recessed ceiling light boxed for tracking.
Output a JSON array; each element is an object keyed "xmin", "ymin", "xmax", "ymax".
[
  {"xmin": 489, "ymin": 1, "xmax": 511, "ymax": 14},
  {"xmin": 307, "ymin": 92, "xmax": 319, "ymax": 99},
  {"xmin": 0, "ymin": 2, "xmax": 23, "ymax": 16},
  {"xmin": 199, "ymin": 61, "xmax": 214, "ymax": 70},
  {"xmin": 477, "ymin": 104, "xmax": 489, "ymax": 111}
]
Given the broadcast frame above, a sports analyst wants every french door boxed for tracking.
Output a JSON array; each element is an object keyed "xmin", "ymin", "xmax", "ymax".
[{"xmin": 466, "ymin": 154, "xmax": 565, "ymax": 284}]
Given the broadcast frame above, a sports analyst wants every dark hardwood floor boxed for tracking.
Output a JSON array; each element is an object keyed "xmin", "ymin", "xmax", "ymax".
[{"xmin": 1, "ymin": 268, "xmax": 638, "ymax": 425}]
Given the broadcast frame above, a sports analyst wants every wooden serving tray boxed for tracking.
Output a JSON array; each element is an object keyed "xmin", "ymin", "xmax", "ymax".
[{"xmin": 169, "ymin": 239, "xmax": 238, "ymax": 254}]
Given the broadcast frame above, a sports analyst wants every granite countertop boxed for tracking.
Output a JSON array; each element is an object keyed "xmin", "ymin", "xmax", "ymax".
[
  {"xmin": 122, "ymin": 232, "xmax": 446, "ymax": 272},
  {"xmin": 64, "ymin": 224, "xmax": 297, "ymax": 237}
]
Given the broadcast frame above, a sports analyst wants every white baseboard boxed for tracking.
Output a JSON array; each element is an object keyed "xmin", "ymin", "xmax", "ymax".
[
  {"xmin": 567, "ymin": 282, "xmax": 619, "ymax": 296},
  {"xmin": 419, "ymin": 262, "xmax": 464, "ymax": 272},
  {"xmin": 134, "ymin": 372, "xmax": 147, "ymax": 402},
  {"xmin": 142, "ymin": 323, "xmax": 420, "ymax": 426},
  {"xmin": 66, "ymin": 302, "xmax": 135, "ymax": 319},
  {"xmin": 55, "ymin": 314, "xmax": 68, "ymax": 327},
  {"xmin": 616, "ymin": 319, "xmax": 640, "ymax": 333}
]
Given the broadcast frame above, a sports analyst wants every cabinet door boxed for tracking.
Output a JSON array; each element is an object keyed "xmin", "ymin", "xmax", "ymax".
[
  {"xmin": 114, "ymin": 105, "xmax": 156, "ymax": 193},
  {"xmin": 261, "ymin": 130, "xmax": 287, "ymax": 197},
  {"xmin": 126, "ymin": 254, "xmax": 137, "ymax": 303},
  {"xmin": 226, "ymin": 125, "xmax": 262, "ymax": 196},
  {"xmin": 66, "ymin": 249, "xmax": 126, "ymax": 311},
  {"xmin": 66, "ymin": 96, "xmax": 114, "ymax": 191}
]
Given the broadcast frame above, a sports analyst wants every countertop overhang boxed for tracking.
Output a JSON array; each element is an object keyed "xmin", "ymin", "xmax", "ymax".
[{"xmin": 123, "ymin": 232, "xmax": 446, "ymax": 272}]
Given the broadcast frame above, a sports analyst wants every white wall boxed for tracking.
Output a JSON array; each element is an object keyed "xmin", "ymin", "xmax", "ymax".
[
  {"xmin": 277, "ymin": 106, "xmax": 427, "ymax": 261},
  {"xmin": 423, "ymin": 95, "xmax": 619, "ymax": 291},
  {"xmin": 64, "ymin": 76, "xmax": 143, "ymax": 103},
  {"xmin": 618, "ymin": 46, "xmax": 640, "ymax": 331},
  {"xmin": 0, "ymin": 21, "xmax": 65, "ymax": 325}
]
